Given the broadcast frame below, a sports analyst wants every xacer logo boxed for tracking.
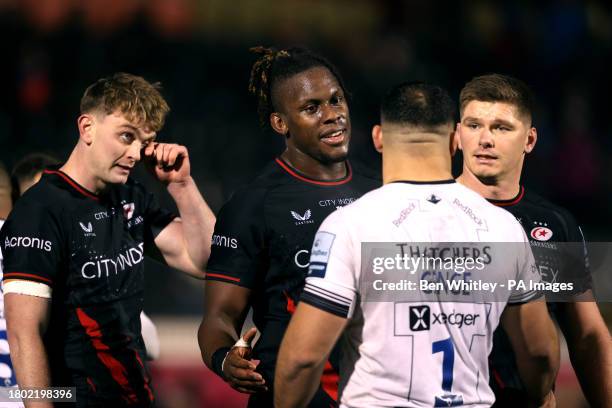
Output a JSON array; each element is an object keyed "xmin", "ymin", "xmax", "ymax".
[{"xmin": 409, "ymin": 306, "xmax": 480, "ymax": 330}]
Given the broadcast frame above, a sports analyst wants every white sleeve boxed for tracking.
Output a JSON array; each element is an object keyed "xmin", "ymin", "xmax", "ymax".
[{"xmin": 300, "ymin": 210, "xmax": 358, "ymax": 319}]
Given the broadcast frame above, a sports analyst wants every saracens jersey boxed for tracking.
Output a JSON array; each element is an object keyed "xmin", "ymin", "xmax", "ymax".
[
  {"xmin": 302, "ymin": 181, "xmax": 539, "ymax": 408},
  {"xmin": 0, "ymin": 169, "xmax": 176, "ymax": 407},
  {"xmin": 205, "ymin": 158, "xmax": 379, "ymax": 406},
  {"xmin": 487, "ymin": 186, "xmax": 591, "ymax": 405}
]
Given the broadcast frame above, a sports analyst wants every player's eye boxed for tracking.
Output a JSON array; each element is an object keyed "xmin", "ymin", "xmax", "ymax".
[
  {"xmin": 119, "ymin": 133, "xmax": 135, "ymax": 143},
  {"xmin": 330, "ymin": 95, "xmax": 344, "ymax": 105},
  {"xmin": 467, "ymin": 123, "xmax": 480, "ymax": 130},
  {"xmin": 303, "ymin": 105, "xmax": 319, "ymax": 114}
]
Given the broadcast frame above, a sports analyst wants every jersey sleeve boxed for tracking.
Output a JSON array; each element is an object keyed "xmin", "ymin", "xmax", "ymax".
[
  {"xmin": 556, "ymin": 208, "xmax": 592, "ymax": 294},
  {"xmin": 508, "ymin": 224, "xmax": 541, "ymax": 304},
  {"xmin": 0, "ymin": 200, "xmax": 63, "ymax": 291},
  {"xmin": 205, "ymin": 188, "xmax": 267, "ymax": 288},
  {"xmin": 142, "ymin": 189, "xmax": 178, "ymax": 246},
  {"xmin": 300, "ymin": 210, "xmax": 358, "ymax": 319}
]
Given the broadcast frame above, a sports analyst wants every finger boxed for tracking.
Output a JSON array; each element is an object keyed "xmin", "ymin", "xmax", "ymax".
[
  {"xmin": 144, "ymin": 142, "xmax": 156, "ymax": 157},
  {"xmin": 167, "ymin": 148, "xmax": 180, "ymax": 167},
  {"xmin": 229, "ymin": 376, "xmax": 266, "ymax": 387},
  {"xmin": 155, "ymin": 144, "xmax": 165, "ymax": 166},
  {"xmin": 227, "ymin": 353, "xmax": 256, "ymax": 370},
  {"xmin": 162, "ymin": 144, "xmax": 173, "ymax": 164},
  {"xmin": 228, "ymin": 367, "xmax": 264, "ymax": 382},
  {"xmin": 231, "ymin": 384, "xmax": 266, "ymax": 394},
  {"xmin": 242, "ymin": 327, "xmax": 258, "ymax": 343}
]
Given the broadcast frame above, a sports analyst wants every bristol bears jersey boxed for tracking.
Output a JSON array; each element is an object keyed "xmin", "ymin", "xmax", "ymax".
[
  {"xmin": 206, "ymin": 158, "xmax": 378, "ymax": 405},
  {"xmin": 302, "ymin": 181, "xmax": 539, "ymax": 408},
  {"xmin": 0, "ymin": 170, "xmax": 175, "ymax": 407},
  {"xmin": 487, "ymin": 186, "xmax": 591, "ymax": 404}
]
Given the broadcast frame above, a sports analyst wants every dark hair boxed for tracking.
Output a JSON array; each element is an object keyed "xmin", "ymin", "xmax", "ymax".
[
  {"xmin": 11, "ymin": 152, "xmax": 60, "ymax": 201},
  {"xmin": 381, "ymin": 82, "xmax": 456, "ymax": 130},
  {"xmin": 248, "ymin": 46, "xmax": 348, "ymax": 128},
  {"xmin": 460, "ymin": 73, "xmax": 535, "ymax": 121},
  {"xmin": 80, "ymin": 72, "xmax": 170, "ymax": 132}
]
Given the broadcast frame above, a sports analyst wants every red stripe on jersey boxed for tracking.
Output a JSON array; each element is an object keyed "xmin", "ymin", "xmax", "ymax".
[
  {"xmin": 275, "ymin": 158, "xmax": 353, "ymax": 186},
  {"xmin": 283, "ymin": 291, "xmax": 296, "ymax": 314},
  {"xmin": 132, "ymin": 349, "xmax": 154, "ymax": 402},
  {"xmin": 44, "ymin": 170, "xmax": 99, "ymax": 201},
  {"xmin": 205, "ymin": 272, "xmax": 241, "ymax": 283},
  {"xmin": 3, "ymin": 272, "xmax": 52, "ymax": 285},
  {"xmin": 76, "ymin": 308, "xmax": 140, "ymax": 404},
  {"xmin": 320, "ymin": 360, "xmax": 339, "ymax": 402},
  {"xmin": 492, "ymin": 186, "xmax": 525, "ymax": 207}
]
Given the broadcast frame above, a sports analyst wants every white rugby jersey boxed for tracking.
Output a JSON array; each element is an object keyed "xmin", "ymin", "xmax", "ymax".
[{"xmin": 301, "ymin": 181, "xmax": 539, "ymax": 408}]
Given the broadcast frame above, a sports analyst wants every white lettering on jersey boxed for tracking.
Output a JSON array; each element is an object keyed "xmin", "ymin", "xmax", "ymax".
[
  {"xmin": 81, "ymin": 243, "xmax": 144, "ymax": 279},
  {"xmin": 4, "ymin": 236, "xmax": 52, "ymax": 252}
]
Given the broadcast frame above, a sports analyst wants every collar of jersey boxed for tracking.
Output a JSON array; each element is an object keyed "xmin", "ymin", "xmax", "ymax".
[
  {"xmin": 43, "ymin": 169, "xmax": 100, "ymax": 201},
  {"xmin": 390, "ymin": 179, "xmax": 455, "ymax": 185},
  {"xmin": 487, "ymin": 185, "xmax": 525, "ymax": 207},
  {"xmin": 275, "ymin": 157, "xmax": 353, "ymax": 186}
]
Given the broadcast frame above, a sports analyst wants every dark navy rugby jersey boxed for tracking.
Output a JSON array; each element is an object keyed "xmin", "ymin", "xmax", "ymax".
[
  {"xmin": 0, "ymin": 169, "xmax": 175, "ymax": 407},
  {"xmin": 206, "ymin": 157, "xmax": 379, "ymax": 405},
  {"xmin": 487, "ymin": 186, "xmax": 591, "ymax": 406}
]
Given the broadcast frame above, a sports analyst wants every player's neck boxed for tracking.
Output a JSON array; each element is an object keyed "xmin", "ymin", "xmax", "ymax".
[
  {"xmin": 457, "ymin": 168, "xmax": 521, "ymax": 200},
  {"xmin": 61, "ymin": 148, "xmax": 105, "ymax": 194},
  {"xmin": 280, "ymin": 150, "xmax": 347, "ymax": 181},
  {"xmin": 382, "ymin": 144, "xmax": 452, "ymax": 184}
]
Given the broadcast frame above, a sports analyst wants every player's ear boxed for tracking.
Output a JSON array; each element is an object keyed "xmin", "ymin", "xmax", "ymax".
[
  {"xmin": 270, "ymin": 112, "xmax": 288, "ymax": 137},
  {"xmin": 371, "ymin": 124, "xmax": 383, "ymax": 153},
  {"xmin": 450, "ymin": 126, "xmax": 459, "ymax": 156},
  {"xmin": 455, "ymin": 123, "xmax": 463, "ymax": 151},
  {"xmin": 77, "ymin": 114, "xmax": 95, "ymax": 145},
  {"xmin": 525, "ymin": 126, "xmax": 537, "ymax": 154}
]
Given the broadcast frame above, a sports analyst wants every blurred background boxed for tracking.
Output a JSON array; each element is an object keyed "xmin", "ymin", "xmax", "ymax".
[{"xmin": 0, "ymin": 0, "xmax": 610, "ymax": 406}]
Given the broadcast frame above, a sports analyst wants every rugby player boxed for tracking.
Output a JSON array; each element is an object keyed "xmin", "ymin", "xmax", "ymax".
[
  {"xmin": 0, "ymin": 73, "xmax": 215, "ymax": 407},
  {"xmin": 198, "ymin": 46, "xmax": 379, "ymax": 407},
  {"xmin": 456, "ymin": 73, "xmax": 611, "ymax": 406},
  {"xmin": 11, "ymin": 151, "xmax": 161, "ymax": 362},
  {"xmin": 275, "ymin": 82, "xmax": 558, "ymax": 407}
]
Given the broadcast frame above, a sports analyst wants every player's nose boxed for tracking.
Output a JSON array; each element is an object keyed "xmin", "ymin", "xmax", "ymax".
[
  {"xmin": 126, "ymin": 142, "xmax": 141, "ymax": 162},
  {"xmin": 478, "ymin": 127, "xmax": 494, "ymax": 148}
]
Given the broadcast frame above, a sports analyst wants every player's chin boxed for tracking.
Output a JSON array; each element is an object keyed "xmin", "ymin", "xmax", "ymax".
[{"xmin": 319, "ymin": 144, "xmax": 349, "ymax": 164}]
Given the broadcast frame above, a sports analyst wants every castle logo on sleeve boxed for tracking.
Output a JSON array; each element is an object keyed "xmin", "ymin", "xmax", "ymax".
[{"xmin": 308, "ymin": 231, "xmax": 335, "ymax": 278}]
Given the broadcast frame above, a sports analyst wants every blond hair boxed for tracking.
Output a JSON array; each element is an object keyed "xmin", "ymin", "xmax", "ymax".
[{"xmin": 80, "ymin": 72, "xmax": 170, "ymax": 132}]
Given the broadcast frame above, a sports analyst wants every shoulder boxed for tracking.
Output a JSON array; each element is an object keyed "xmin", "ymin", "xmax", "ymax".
[{"xmin": 522, "ymin": 189, "xmax": 579, "ymax": 224}]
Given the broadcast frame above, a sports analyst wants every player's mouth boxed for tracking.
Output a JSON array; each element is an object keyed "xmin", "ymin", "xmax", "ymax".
[
  {"xmin": 114, "ymin": 164, "xmax": 133, "ymax": 174},
  {"xmin": 320, "ymin": 128, "xmax": 347, "ymax": 146},
  {"xmin": 474, "ymin": 153, "xmax": 497, "ymax": 164}
]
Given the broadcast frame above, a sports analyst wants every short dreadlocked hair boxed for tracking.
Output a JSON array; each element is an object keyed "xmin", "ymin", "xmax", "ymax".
[
  {"xmin": 248, "ymin": 46, "xmax": 348, "ymax": 129},
  {"xmin": 80, "ymin": 72, "xmax": 170, "ymax": 132}
]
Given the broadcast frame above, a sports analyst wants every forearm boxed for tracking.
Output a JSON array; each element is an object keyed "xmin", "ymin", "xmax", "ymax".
[
  {"xmin": 198, "ymin": 316, "xmax": 240, "ymax": 369},
  {"xmin": 9, "ymin": 332, "xmax": 53, "ymax": 408},
  {"xmin": 167, "ymin": 176, "xmax": 215, "ymax": 270},
  {"xmin": 568, "ymin": 332, "xmax": 612, "ymax": 406},
  {"xmin": 515, "ymin": 330, "xmax": 560, "ymax": 404},
  {"xmin": 274, "ymin": 355, "xmax": 326, "ymax": 408}
]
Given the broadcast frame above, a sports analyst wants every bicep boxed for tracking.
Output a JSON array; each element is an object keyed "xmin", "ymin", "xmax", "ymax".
[
  {"xmin": 5, "ymin": 292, "xmax": 51, "ymax": 335},
  {"xmin": 153, "ymin": 218, "xmax": 201, "ymax": 275}
]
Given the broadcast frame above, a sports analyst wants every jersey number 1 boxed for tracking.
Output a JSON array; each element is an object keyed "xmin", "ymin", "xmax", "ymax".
[{"xmin": 432, "ymin": 337, "xmax": 463, "ymax": 407}]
